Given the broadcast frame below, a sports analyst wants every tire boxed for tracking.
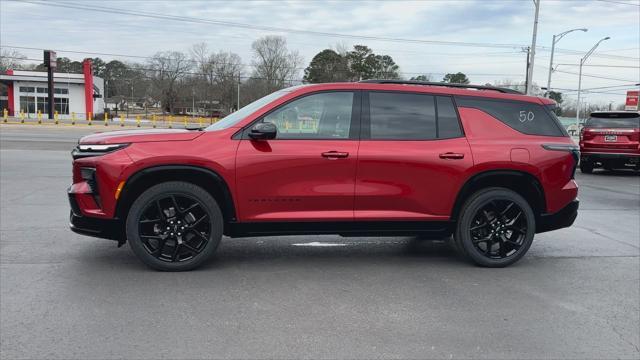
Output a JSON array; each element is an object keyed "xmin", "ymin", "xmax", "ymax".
[
  {"xmin": 453, "ymin": 188, "xmax": 536, "ymax": 267},
  {"xmin": 580, "ymin": 161, "xmax": 594, "ymax": 174},
  {"xmin": 126, "ymin": 181, "xmax": 223, "ymax": 271}
]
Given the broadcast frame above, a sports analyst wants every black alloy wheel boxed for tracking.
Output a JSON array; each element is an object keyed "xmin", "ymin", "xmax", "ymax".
[
  {"xmin": 126, "ymin": 181, "xmax": 223, "ymax": 271},
  {"xmin": 138, "ymin": 194, "xmax": 210, "ymax": 263},
  {"xmin": 454, "ymin": 188, "xmax": 535, "ymax": 267},
  {"xmin": 468, "ymin": 199, "xmax": 527, "ymax": 259}
]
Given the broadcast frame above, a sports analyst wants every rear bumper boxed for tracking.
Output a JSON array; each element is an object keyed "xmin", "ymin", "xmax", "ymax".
[
  {"xmin": 69, "ymin": 192, "xmax": 124, "ymax": 241},
  {"xmin": 581, "ymin": 152, "xmax": 640, "ymax": 160},
  {"xmin": 536, "ymin": 199, "xmax": 579, "ymax": 233}
]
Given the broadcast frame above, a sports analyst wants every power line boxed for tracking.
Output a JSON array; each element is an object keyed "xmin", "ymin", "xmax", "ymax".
[
  {"xmin": 556, "ymin": 63, "xmax": 640, "ymax": 69},
  {"xmin": 595, "ymin": 0, "xmax": 640, "ymax": 6},
  {"xmin": 549, "ymin": 68, "xmax": 639, "ymax": 83},
  {"xmin": 10, "ymin": 0, "xmax": 639, "ymax": 62}
]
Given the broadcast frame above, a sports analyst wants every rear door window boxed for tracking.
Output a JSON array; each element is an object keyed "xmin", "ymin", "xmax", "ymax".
[
  {"xmin": 586, "ymin": 113, "xmax": 640, "ymax": 128},
  {"xmin": 369, "ymin": 92, "xmax": 437, "ymax": 140},
  {"xmin": 455, "ymin": 97, "xmax": 565, "ymax": 137}
]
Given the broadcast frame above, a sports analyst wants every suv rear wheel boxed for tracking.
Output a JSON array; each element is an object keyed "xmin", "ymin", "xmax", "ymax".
[
  {"xmin": 126, "ymin": 181, "xmax": 223, "ymax": 271},
  {"xmin": 454, "ymin": 188, "xmax": 535, "ymax": 267}
]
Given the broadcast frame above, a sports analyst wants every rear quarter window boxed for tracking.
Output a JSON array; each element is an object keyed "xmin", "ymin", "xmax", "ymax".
[{"xmin": 455, "ymin": 97, "xmax": 566, "ymax": 137}]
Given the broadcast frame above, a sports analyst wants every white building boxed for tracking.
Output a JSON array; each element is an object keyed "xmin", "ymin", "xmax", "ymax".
[{"xmin": 0, "ymin": 59, "xmax": 104, "ymax": 119}]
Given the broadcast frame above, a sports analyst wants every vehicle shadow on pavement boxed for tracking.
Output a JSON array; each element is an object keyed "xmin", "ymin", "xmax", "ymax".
[
  {"xmin": 72, "ymin": 236, "xmax": 466, "ymax": 272},
  {"xmin": 587, "ymin": 169, "xmax": 640, "ymax": 177}
]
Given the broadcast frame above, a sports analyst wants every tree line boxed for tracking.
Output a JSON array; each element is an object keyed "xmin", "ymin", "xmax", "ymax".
[{"xmin": 1, "ymin": 37, "xmax": 589, "ymax": 117}]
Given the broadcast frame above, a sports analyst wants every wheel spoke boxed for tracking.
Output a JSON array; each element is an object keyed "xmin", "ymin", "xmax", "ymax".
[
  {"xmin": 473, "ymin": 236, "xmax": 491, "ymax": 244},
  {"xmin": 182, "ymin": 243, "xmax": 201, "ymax": 255},
  {"xmin": 140, "ymin": 218, "xmax": 161, "ymax": 224},
  {"xmin": 500, "ymin": 202, "xmax": 514, "ymax": 216},
  {"xmin": 171, "ymin": 244, "xmax": 181, "ymax": 261},
  {"xmin": 169, "ymin": 195, "xmax": 181, "ymax": 214},
  {"xmin": 507, "ymin": 211, "xmax": 523, "ymax": 226},
  {"xmin": 187, "ymin": 228, "xmax": 209, "ymax": 242},
  {"xmin": 191, "ymin": 214, "xmax": 208, "ymax": 228},
  {"xmin": 182, "ymin": 202, "xmax": 200, "ymax": 214},
  {"xmin": 470, "ymin": 222, "xmax": 488, "ymax": 231},
  {"xmin": 155, "ymin": 200, "xmax": 166, "ymax": 220}
]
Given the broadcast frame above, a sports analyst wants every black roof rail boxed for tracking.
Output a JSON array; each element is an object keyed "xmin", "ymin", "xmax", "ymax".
[{"xmin": 359, "ymin": 79, "xmax": 523, "ymax": 95}]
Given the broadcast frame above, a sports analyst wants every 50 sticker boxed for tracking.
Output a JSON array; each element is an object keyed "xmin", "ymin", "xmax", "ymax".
[{"xmin": 519, "ymin": 110, "xmax": 535, "ymax": 122}]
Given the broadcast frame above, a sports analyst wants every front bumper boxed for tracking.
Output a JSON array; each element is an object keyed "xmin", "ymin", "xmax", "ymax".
[
  {"xmin": 536, "ymin": 199, "xmax": 579, "ymax": 233},
  {"xmin": 69, "ymin": 193, "xmax": 124, "ymax": 241}
]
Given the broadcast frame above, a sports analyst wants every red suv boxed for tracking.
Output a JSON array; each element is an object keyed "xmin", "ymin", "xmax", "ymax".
[
  {"xmin": 579, "ymin": 111, "xmax": 640, "ymax": 173},
  {"xmin": 69, "ymin": 80, "xmax": 579, "ymax": 271}
]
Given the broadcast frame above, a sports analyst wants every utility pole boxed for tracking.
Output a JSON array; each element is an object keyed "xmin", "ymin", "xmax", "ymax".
[
  {"xmin": 44, "ymin": 50, "xmax": 57, "ymax": 119},
  {"xmin": 526, "ymin": 0, "xmax": 540, "ymax": 95},
  {"xmin": 576, "ymin": 36, "xmax": 610, "ymax": 133},
  {"xmin": 237, "ymin": 71, "xmax": 241, "ymax": 112},
  {"xmin": 524, "ymin": 47, "xmax": 530, "ymax": 94},
  {"xmin": 545, "ymin": 28, "xmax": 588, "ymax": 97}
]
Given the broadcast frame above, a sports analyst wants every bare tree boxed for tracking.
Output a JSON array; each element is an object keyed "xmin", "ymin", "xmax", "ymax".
[
  {"xmin": 251, "ymin": 36, "xmax": 302, "ymax": 92},
  {"xmin": 191, "ymin": 43, "xmax": 244, "ymax": 113},
  {"xmin": 147, "ymin": 51, "xmax": 192, "ymax": 114},
  {"xmin": 0, "ymin": 49, "xmax": 27, "ymax": 71}
]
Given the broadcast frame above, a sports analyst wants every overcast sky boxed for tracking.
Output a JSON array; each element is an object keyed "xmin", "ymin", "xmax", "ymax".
[{"xmin": 1, "ymin": 0, "xmax": 638, "ymax": 106}]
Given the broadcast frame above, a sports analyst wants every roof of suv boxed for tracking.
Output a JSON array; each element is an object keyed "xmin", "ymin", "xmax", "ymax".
[{"xmin": 294, "ymin": 81, "xmax": 554, "ymax": 105}]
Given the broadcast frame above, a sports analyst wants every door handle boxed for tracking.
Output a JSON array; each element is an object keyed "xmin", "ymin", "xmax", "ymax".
[
  {"xmin": 322, "ymin": 151, "xmax": 349, "ymax": 159},
  {"xmin": 439, "ymin": 152, "xmax": 465, "ymax": 160}
]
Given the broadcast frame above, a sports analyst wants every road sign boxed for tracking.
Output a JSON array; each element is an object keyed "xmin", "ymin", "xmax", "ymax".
[{"xmin": 625, "ymin": 91, "xmax": 639, "ymax": 111}]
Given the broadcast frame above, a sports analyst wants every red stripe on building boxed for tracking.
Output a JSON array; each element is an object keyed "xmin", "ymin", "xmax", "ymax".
[
  {"xmin": 83, "ymin": 59, "xmax": 94, "ymax": 117},
  {"xmin": 7, "ymin": 80, "xmax": 14, "ymax": 116}
]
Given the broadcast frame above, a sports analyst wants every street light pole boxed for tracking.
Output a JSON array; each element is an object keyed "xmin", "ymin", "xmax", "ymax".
[
  {"xmin": 576, "ymin": 36, "xmax": 610, "ymax": 134},
  {"xmin": 526, "ymin": 0, "xmax": 540, "ymax": 95},
  {"xmin": 545, "ymin": 28, "xmax": 588, "ymax": 97}
]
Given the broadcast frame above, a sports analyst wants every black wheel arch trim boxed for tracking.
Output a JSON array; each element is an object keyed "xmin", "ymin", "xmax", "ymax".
[
  {"xmin": 115, "ymin": 164, "xmax": 237, "ymax": 222},
  {"xmin": 451, "ymin": 169, "xmax": 546, "ymax": 221}
]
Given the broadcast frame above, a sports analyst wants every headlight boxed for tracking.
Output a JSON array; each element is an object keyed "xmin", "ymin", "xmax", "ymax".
[{"xmin": 72, "ymin": 143, "xmax": 129, "ymax": 159}]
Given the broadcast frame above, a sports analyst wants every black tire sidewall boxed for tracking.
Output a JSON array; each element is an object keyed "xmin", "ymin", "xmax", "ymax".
[
  {"xmin": 126, "ymin": 181, "xmax": 223, "ymax": 271},
  {"xmin": 580, "ymin": 161, "xmax": 593, "ymax": 173},
  {"xmin": 455, "ymin": 188, "xmax": 536, "ymax": 267}
]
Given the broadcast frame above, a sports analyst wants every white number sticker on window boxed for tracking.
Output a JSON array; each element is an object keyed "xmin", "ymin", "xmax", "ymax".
[{"xmin": 519, "ymin": 110, "xmax": 535, "ymax": 122}]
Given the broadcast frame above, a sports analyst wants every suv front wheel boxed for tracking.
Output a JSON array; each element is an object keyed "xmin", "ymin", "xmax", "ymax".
[
  {"xmin": 126, "ymin": 181, "xmax": 223, "ymax": 271},
  {"xmin": 454, "ymin": 188, "xmax": 535, "ymax": 267}
]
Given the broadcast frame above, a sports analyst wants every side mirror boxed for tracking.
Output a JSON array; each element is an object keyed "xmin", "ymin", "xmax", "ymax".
[{"xmin": 248, "ymin": 122, "xmax": 277, "ymax": 140}]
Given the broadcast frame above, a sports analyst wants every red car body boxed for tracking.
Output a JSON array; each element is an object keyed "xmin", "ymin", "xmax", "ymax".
[{"xmin": 69, "ymin": 81, "xmax": 579, "ymax": 268}]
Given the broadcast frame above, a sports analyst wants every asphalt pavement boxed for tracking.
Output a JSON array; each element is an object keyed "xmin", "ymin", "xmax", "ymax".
[{"xmin": 1, "ymin": 125, "xmax": 639, "ymax": 359}]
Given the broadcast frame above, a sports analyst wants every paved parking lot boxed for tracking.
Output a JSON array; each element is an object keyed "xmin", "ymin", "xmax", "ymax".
[{"xmin": 1, "ymin": 125, "xmax": 639, "ymax": 359}]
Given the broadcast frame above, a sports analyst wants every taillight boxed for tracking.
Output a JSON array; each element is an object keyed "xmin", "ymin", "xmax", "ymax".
[
  {"xmin": 581, "ymin": 128, "xmax": 595, "ymax": 141},
  {"xmin": 630, "ymin": 129, "xmax": 640, "ymax": 142}
]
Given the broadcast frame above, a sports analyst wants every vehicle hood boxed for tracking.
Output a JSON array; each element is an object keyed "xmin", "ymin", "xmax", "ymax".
[{"xmin": 78, "ymin": 128, "xmax": 204, "ymax": 145}]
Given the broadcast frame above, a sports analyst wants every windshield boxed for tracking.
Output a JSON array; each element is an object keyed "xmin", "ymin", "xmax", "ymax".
[
  {"xmin": 205, "ymin": 89, "xmax": 293, "ymax": 131},
  {"xmin": 586, "ymin": 113, "xmax": 640, "ymax": 129}
]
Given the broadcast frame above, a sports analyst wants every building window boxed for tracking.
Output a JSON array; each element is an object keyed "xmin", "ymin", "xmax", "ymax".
[
  {"xmin": 36, "ymin": 97, "xmax": 48, "ymax": 113},
  {"xmin": 33, "ymin": 87, "xmax": 69, "ymax": 95},
  {"xmin": 19, "ymin": 96, "xmax": 36, "ymax": 113},
  {"xmin": 55, "ymin": 97, "xmax": 69, "ymax": 114},
  {"xmin": 19, "ymin": 86, "xmax": 35, "ymax": 93}
]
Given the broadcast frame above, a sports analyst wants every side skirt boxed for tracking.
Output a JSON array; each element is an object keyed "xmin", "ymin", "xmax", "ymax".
[{"xmin": 225, "ymin": 221, "xmax": 454, "ymax": 239}]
